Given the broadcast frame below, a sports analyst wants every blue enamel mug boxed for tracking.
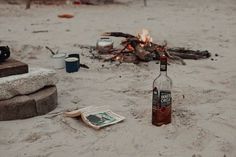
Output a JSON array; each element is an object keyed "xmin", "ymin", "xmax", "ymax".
[
  {"xmin": 68, "ymin": 53, "xmax": 80, "ymax": 70},
  {"xmin": 65, "ymin": 57, "xmax": 79, "ymax": 73}
]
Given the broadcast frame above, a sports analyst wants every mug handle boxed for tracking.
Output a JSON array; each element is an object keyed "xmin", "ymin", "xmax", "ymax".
[{"xmin": 5, "ymin": 46, "xmax": 10, "ymax": 59}]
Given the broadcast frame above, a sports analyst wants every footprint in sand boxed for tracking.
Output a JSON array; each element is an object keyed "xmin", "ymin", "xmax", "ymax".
[
  {"xmin": 179, "ymin": 87, "xmax": 226, "ymax": 106},
  {"xmin": 129, "ymin": 107, "xmax": 150, "ymax": 121},
  {"xmin": 218, "ymin": 140, "xmax": 234, "ymax": 154},
  {"xmin": 23, "ymin": 132, "xmax": 42, "ymax": 143},
  {"xmin": 115, "ymin": 88, "xmax": 151, "ymax": 97},
  {"xmin": 173, "ymin": 108, "xmax": 196, "ymax": 127},
  {"xmin": 191, "ymin": 128, "xmax": 214, "ymax": 150},
  {"xmin": 220, "ymin": 75, "xmax": 236, "ymax": 90}
]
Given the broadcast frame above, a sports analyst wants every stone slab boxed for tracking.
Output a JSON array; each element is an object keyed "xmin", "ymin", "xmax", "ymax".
[
  {"xmin": 29, "ymin": 86, "xmax": 58, "ymax": 115},
  {"xmin": 0, "ymin": 86, "xmax": 58, "ymax": 121},
  {"xmin": 0, "ymin": 68, "xmax": 58, "ymax": 101},
  {"xmin": 0, "ymin": 59, "xmax": 29, "ymax": 78}
]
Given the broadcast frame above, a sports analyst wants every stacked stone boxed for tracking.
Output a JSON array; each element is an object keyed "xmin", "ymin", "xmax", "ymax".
[{"xmin": 0, "ymin": 59, "xmax": 58, "ymax": 120}]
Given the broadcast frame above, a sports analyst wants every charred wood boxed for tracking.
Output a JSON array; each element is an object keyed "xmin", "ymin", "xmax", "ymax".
[
  {"xmin": 102, "ymin": 32, "xmax": 136, "ymax": 39},
  {"xmin": 167, "ymin": 47, "xmax": 211, "ymax": 59},
  {"xmin": 130, "ymin": 40, "xmax": 153, "ymax": 61}
]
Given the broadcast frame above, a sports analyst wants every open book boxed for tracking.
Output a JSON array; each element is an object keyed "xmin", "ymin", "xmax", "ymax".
[{"xmin": 64, "ymin": 106, "xmax": 125, "ymax": 129}]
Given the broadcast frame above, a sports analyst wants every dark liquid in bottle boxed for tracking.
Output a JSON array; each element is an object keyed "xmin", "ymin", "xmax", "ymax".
[
  {"xmin": 152, "ymin": 105, "xmax": 171, "ymax": 126},
  {"xmin": 152, "ymin": 88, "xmax": 172, "ymax": 126}
]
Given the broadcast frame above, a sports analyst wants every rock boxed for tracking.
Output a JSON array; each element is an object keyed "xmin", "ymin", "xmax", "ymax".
[
  {"xmin": 0, "ymin": 86, "xmax": 58, "ymax": 121},
  {"xmin": 0, "ymin": 68, "xmax": 58, "ymax": 101},
  {"xmin": 0, "ymin": 96, "xmax": 37, "ymax": 120},
  {"xmin": 71, "ymin": 96, "xmax": 80, "ymax": 104}
]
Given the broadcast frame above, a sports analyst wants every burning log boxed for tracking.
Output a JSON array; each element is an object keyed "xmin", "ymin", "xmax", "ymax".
[
  {"xmin": 102, "ymin": 31, "xmax": 153, "ymax": 62},
  {"xmin": 129, "ymin": 40, "xmax": 153, "ymax": 61},
  {"xmin": 104, "ymin": 52, "xmax": 139, "ymax": 63}
]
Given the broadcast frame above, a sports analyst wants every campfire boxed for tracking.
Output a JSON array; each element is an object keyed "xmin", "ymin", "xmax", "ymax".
[
  {"xmin": 94, "ymin": 29, "xmax": 211, "ymax": 65},
  {"xmin": 74, "ymin": 29, "xmax": 211, "ymax": 65}
]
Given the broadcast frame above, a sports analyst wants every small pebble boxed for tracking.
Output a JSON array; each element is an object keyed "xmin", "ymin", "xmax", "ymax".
[
  {"xmin": 215, "ymin": 53, "xmax": 219, "ymax": 57},
  {"xmin": 71, "ymin": 96, "xmax": 80, "ymax": 104},
  {"xmin": 95, "ymin": 147, "xmax": 100, "ymax": 151}
]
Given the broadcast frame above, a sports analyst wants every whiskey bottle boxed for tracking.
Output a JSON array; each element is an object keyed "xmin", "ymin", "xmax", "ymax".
[{"xmin": 152, "ymin": 55, "xmax": 172, "ymax": 126}]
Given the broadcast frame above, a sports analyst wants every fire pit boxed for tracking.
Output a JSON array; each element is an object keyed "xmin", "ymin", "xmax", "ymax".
[{"xmin": 75, "ymin": 29, "xmax": 211, "ymax": 65}]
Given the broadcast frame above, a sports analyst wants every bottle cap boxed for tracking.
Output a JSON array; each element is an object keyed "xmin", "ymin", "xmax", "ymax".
[{"xmin": 160, "ymin": 54, "xmax": 167, "ymax": 61}]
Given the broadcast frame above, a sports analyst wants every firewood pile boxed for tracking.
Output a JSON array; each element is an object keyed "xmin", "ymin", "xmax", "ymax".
[{"xmin": 85, "ymin": 29, "xmax": 211, "ymax": 65}]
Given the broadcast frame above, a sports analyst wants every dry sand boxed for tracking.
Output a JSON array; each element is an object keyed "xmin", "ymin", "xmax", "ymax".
[{"xmin": 0, "ymin": 0, "xmax": 236, "ymax": 156}]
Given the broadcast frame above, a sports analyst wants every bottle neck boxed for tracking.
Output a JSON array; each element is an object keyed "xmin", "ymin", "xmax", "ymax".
[
  {"xmin": 160, "ymin": 70, "xmax": 167, "ymax": 76},
  {"xmin": 160, "ymin": 55, "xmax": 168, "ymax": 75}
]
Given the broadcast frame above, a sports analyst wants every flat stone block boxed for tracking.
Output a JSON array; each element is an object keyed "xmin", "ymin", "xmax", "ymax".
[
  {"xmin": 0, "ymin": 59, "xmax": 29, "ymax": 78},
  {"xmin": 0, "ymin": 96, "xmax": 37, "ymax": 120},
  {"xmin": 0, "ymin": 68, "xmax": 58, "ymax": 101},
  {"xmin": 29, "ymin": 86, "xmax": 58, "ymax": 115},
  {"xmin": 0, "ymin": 86, "xmax": 58, "ymax": 121}
]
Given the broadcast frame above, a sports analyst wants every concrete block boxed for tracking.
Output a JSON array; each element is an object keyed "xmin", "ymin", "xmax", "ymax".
[
  {"xmin": 0, "ymin": 86, "xmax": 58, "ymax": 121},
  {"xmin": 0, "ymin": 68, "xmax": 58, "ymax": 101}
]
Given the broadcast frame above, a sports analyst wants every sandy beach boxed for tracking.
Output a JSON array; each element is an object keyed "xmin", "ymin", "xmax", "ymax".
[{"xmin": 0, "ymin": 0, "xmax": 236, "ymax": 156}]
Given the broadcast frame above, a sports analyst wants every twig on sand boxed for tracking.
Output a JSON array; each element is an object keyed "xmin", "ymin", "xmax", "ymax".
[
  {"xmin": 45, "ymin": 46, "xmax": 56, "ymax": 55},
  {"xmin": 32, "ymin": 30, "xmax": 49, "ymax": 33},
  {"xmin": 26, "ymin": 0, "xmax": 32, "ymax": 9},
  {"xmin": 73, "ymin": 44, "xmax": 96, "ymax": 50},
  {"xmin": 44, "ymin": 111, "xmax": 64, "ymax": 119},
  {"xmin": 144, "ymin": 0, "xmax": 147, "ymax": 6},
  {"xmin": 59, "ymin": 117, "xmax": 78, "ymax": 133}
]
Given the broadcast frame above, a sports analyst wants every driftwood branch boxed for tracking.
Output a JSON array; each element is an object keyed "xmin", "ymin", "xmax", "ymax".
[
  {"xmin": 32, "ymin": 30, "xmax": 48, "ymax": 33},
  {"xmin": 167, "ymin": 47, "xmax": 211, "ymax": 59},
  {"xmin": 102, "ymin": 32, "xmax": 135, "ymax": 39}
]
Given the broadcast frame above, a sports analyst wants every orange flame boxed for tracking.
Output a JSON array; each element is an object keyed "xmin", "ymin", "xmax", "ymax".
[
  {"xmin": 115, "ymin": 56, "xmax": 121, "ymax": 60},
  {"xmin": 137, "ymin": 29, "xmax": 153, "ymax": 46},
  {"xmin": 127, "ymin": 44, "xmax": 134, "ymax": 51}
]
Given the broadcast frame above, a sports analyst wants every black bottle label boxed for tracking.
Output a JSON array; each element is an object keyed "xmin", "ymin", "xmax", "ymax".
[
  {"xmin": 159, "ymin": 90, "xmax": 171, "ymax": 107},
  {"xmin": 152, "ymin": 87, "xmax": 158, "ymax": 108}
]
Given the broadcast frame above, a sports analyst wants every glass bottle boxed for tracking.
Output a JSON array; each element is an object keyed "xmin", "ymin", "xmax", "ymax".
[{"xmin": 152, "ymin": 55, "xmax": 172, "ymax": 126}]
